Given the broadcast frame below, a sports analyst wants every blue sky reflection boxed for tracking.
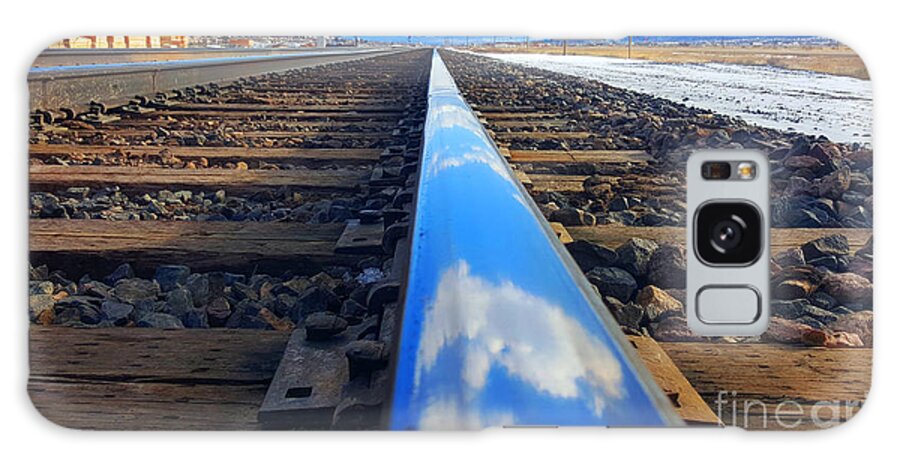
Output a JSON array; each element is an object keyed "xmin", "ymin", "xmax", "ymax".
[{"xmin": 390, "ymin": 51, "xmax": 674, "ymax": 430}]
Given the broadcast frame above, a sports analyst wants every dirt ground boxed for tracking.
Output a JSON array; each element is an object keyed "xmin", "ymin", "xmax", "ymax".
[{"xmin": 473, "ymin": 45, "xmax": 869, "ymax": 80}]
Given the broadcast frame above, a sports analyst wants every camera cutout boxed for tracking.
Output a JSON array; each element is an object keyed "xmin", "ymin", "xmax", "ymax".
[
  {"xmin": 694, "ymin": 201, "xmax": 763, "ymax": 265},
  {"xmin": 701, "ymin": 160, "xmax": 757, "ymax": 180},
  {"xmin": 687, "ymin": 151, "xmax": 769, "ymax": 336}
]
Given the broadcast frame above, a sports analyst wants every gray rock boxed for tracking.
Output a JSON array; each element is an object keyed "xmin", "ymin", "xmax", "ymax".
[
  {"xmin": 183, "ymin": 308, "xmax": 210, "ymax": 329},
  {"xmin": 100, "ymin": 301, "xmax": 134, "ymax": 326},
  {"xmin": 290, "ymin": 286, "xmax": 339, "ymax": 323},
  {"xmin": 164, "ymin": 287, "xmax": 194, "ymax": 319},
  {"xmin": 29, "ymin": 294, "xmax": 55, "ymax": 321},
  {"xmin": 104, "ymin": 263, "xmax": 134, "ymax": 285},
  {"xmin": 812, "ymin": 167, "xmax": 851, "ymax": 200},
  {"xmin": 39, "ymin": 194, "xmax": 68, "ymax": 218},
  {"xmin": 802, "ymin": 305, "xmax": 839, "ymax": 324},
  {"xmin": 771, "ymin": 299, "xmax": 817, "ymax": 320},
  {"xmin": 154, "ymin": 265, "xmax": 191, "ymax": 292},
  {"xmin": 29, "ymin": 264, "xmax": 49, "ymax": 281},
  {"xmin": 225, "ymin": 300, "xmax": 268, "ymax": 329},
  {"xmin": 615, "ymin": 238, "xmax": 659, "ymax": 278},
  {"xmin": 113, "ymin": 278, "xmax": 160, "ymax": 305},
  {"xmin": 638, "ymin": 212, "xmax": 669, "ymax": 227},
  {"xmin": 549, "ymin": 207, "xmax": 594, "ymax": 226},
  {"xmin": 29, "ymin": 281, "xmax": 54, "ymax": 295},
  {"xmin": 772, "ymin": 195, "xmax": 837, "ymax": 228},
  {"xmin": 647, "ymin": 244, "xmax": 687, "ymax": 289},
  {"xmin": 608, "ymin": 196, "xmax": 631, "ymax": 212},
  {"xmin": 230, "ymin": 282, "xmax": 258, "ymax": 301},
  {"xmin": 774, "ymin": 248, "xmax": 806, "ymax": 268},
  {"xmin": 205, "ymin": 296, "xmax": 232, "ymax": 327},
  {"xmin": 305, "ymin": 312, "xmax": 349, "ymax": 341},
  {"xmin": 207, "ymin": 272, "xmax": 226, "ymax": 298},
  {"xmin": 565, "ymin": 240, "xmax": 617, "ymax": 272},
  {"xmin": 82, "ymin": 280, "xmax": 112, "ymax": 299},
  {"xmin": 55, "ymin": 295, "xmax": 102, "ymax": 311},
  {"xmin": 607, "ymin": 298, "xmax": 644, "ymax": 331},
  {"xmin": 796, "ymin": 316, "xmax": 826, "ymax": 330},
  {"xmin": 340, "ymin": 299, "xmax": 368, "ymax": 325},
  {"xmin": 55, "ymin": 296, "xmax": 104, "ymax": 325},
  {"xmin": 186, "ymin": 274, "xmax": 211, "ymax": 307},
  {"xmin": 271, "ymin": 293, "xmax": 298, "ymax": 318},
  {"xmin": 802, "ymin": 235, "xmax": 850, "ymax": 264},
  {"xmin": 134, "ymin": 300, "xmax": 166, "ymax": 321},
  {"xmin": 586, "ymin": 267, "xmax": 638, "ymax": 302},
  {"xmin": 607, "ymin": 210, "xmax": 638, "ymax": 226},
  {"xmin": 137, "ymin": 312, "xmax": 184, "ymax": 329},
  {"xmin": 809, "ymin": 292, "xmax": 839, "ymax": 310},
  {"xmin": 344, "ymin": 340, "xmax": 390, "ymax": 379},
  {"xmin": 223, "ymin": 272, "xmax": 246, "ymax": 286}
]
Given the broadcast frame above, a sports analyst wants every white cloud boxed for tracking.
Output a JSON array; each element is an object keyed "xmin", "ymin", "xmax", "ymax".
[
  {"xmin": 419, "ymin": 398, "xmax": 515, "ymax": 431},
  {"xmin": 423, "ymin": 102, "xmax": 516, "ymax": 184},
  {"xmin": 414, "ymin": 261, "xmax": 626, "ymax": 428}
]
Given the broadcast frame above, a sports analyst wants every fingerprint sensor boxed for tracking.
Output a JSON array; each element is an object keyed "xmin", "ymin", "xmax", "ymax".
[{"xmin": 696, "ymin": 286, "xmax": 761, "ymax": 324}]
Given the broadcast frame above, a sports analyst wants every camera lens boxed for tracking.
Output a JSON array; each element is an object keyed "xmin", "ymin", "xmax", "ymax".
[
  {"xmin": 710, "ymin": 217, "xmax": 744, "ymax": 252},
  {"xmin": 695, "ymin": 202, "xmax": 762, "ymax": 265}
]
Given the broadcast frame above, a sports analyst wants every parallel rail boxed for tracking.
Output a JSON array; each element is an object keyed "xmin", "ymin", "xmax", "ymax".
[
  {"xmin": 389, "ymin": 50, "xmax": 680, "ymax": 429},
  {"xmin": 33, "ymin": 47, "xmax": 348, "ymax": 67},
  {"xmin": 28, "ymin": 48, "xmax": 401, "ymax": 113}
]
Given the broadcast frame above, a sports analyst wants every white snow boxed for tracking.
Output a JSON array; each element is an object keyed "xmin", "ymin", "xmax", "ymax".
[{"xmin": 481, "ymin": 53, "xmax": 872, "ymax": 144}]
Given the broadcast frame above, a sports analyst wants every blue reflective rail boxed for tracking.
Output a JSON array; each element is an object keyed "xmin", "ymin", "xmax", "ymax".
[{"xmin": 390, "ymin": 50, "xmax": 681, "ymax": 429}]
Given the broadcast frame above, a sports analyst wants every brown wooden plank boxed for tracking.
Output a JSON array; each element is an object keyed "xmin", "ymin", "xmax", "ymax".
[
  {"xmin": 492, "ymin": 120, "xmax": 571, "ymax": 128},
  {"xmin": 107, "ymin": 119, "xmax": 396, "ymax": 129},
  {"xmin": 628, "ymin": 335, "xmax": 719, "ymax": 425},
  {"xmin": 169, "ymin": 103, "xmax": 405, "ymax": 113},
  {"xmin": 29, "ymin": 165, "xmax": 364, "ymax": 194},
  {"xmin": 509, "ymin": 149, "xmax": 650, "ymax": 164},
  {"xmin": 494, "ymin": 131, "xmax": 594, "ymax": 140},
  {"xmin": 29, "ymin": 144, "xmax": 381, "ymax": 165},
  {"xmin": 46, "ymin": 129, "xmax": 393, "ymax": 139},
  {"xmin": 527, "ymin": 173, "xmax": 589, "ymax": 192},
  {"xmin": 155, "ymin": 110, "xmax": 402, "ymax": 120},
  {"xmin": 221, "ymin": 130, "xmax": 392, "ymax": 139},
  {"xmin": 568, "ymin": 224, "xmax": 873, "ymax": 255},
  {"xmin": 479, "ymin": 111, "xmax": 565, "ymax": 120},
  {"xmin": 471, "ymin": 105, "xmax": 539, "ymax": 113},
  {"xmin": 549, "ymin": 222, "xmax": 574, "ymax": 244},
  {"xmin": 28, "ymin": 326, "xmax": 290, "ymax": 430},
  {"xmin": 528, "ymin": 172, "xmax": 681, "ymax": 194},
  {"xmin": 29, "ymin": 219, "xmax": 355, "ymax": 276},
  {"xmin": 660, "ymin": 342, "xmax": 871, "ymax": 430}
]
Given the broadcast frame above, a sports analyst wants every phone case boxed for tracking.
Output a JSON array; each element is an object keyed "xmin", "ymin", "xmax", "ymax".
[{"xmin": 28, "ymin": 35, "xmax": 872, "ymax": 431}]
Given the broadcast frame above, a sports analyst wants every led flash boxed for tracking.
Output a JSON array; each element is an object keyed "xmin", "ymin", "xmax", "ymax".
[{"xmin": 737, "ymin": 162, "xmax": 756, "ymax": 180}]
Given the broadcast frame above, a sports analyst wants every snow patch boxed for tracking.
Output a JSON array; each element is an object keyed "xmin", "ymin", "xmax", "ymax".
[{"xmin": 483, "ymin": 53, "xmax": 872, "ymax": 144}]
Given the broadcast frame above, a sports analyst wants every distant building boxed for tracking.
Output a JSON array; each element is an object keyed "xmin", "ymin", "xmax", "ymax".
[
  {"xmin": 228, "ymin": 38, "xmax": 254, "ymax": 48},
  {"xmin": 48, "ymin": 36, "xmax": 190, "ymax": 49}
]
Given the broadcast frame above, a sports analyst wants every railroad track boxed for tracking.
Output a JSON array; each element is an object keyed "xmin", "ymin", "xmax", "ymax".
[
  {"xmin": 28, "ymin": 47, "xmax": 872, "ymax": 431},
  {"xmin": 439, "ymin": 49, "xmax": 872, "ymax": 429},
  {"xmin": 29, "ymin": 49, "xmax": 433, "ymax": 429}
]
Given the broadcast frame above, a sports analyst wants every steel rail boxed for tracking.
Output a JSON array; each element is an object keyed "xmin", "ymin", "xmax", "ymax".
[
  {"xmin": 33, "ymin": 47, "xmax": 356, "ymax": 68},
  {"xmin": 389, "ymin": 50, "xmax": 682, "ymax": 429},
  {"xmin": 28, "ymin": 48, "xmax": 404, "ymax": 113}
]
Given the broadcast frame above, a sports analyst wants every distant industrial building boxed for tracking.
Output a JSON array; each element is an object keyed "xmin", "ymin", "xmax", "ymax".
[{"xmin": 49, "ymin": 36, "xmax": 190, "ymax": 49}]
